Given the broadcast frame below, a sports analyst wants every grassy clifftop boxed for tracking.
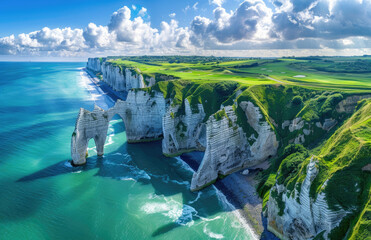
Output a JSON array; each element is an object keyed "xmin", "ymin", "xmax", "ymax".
[
  {"xmin": 97, "ymin": 56, "xmax": 370, "ymax": 239},
  {"xmin": 257, "ymin": 99, "xmax": 371, "ymax": 239},
  {"xmin": 105, "ymin": 56, "xmax": 371, "ymax": 91}
]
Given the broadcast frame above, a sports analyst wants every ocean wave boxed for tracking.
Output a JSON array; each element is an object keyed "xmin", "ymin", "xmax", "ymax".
[
  {"xmin": 213, "ymin": 186, "xmax": 235, "ymax": 211},
  {"xmin": 174, "ymin": 156, "xmax": 195, "ymax": 173},
  {"xmin": 112, "ymin": 152, "xmax": 123, "ymax": 156},
  {"xmin": 176, "ymin": 204, "xmax": 197, "ymax": 226},
  {"xmin": 141, "ymin": 196, "xmax": 197, "ymax": 226},
  {"xmin": 141, "ymin": 201, "xmax": 182, "ymax": 220},
  {"xmin": 104, "ymin": 161, "xmax": 151, "ymax": 181},
  {"xmin": 120, "ymin": 177, "xmax": 136, "ymax": 182},
  {"xmin": 188, "ymin": 192, "xmax": 202, "ymax": 204},
  {"xmin": 198, "ymin": 215, "xmax": 222, "ymax": 222},
  {"xmin": 203, "ymin": 224, "xmax": 224, "ymax": 239},
  {"xmin": 149, "ymin": 173, "xmax": 190, "ymax": 186}
]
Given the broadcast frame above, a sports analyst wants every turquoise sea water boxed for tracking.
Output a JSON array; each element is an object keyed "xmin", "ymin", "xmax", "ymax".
[{"xmin": 0, "ymin": 62, "xmax": 253, "ymax": 240}]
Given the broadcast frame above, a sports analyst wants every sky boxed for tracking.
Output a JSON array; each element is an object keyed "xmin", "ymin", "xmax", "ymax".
[{"xmin": 1, "ymin": 0, "xmax": 371, "ymax": 60}]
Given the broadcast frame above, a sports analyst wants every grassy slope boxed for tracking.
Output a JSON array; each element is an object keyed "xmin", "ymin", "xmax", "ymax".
[
  {"xmin": 107, "ymin": 56, "xmax": 371, "ymax": 91},
  {"xmin": 102, "ymin": 56, "xmax": 371, "ymax": 239},
  {"xmin": 258, "ymin": 99, "xmax": 371, "ymax": 239}
]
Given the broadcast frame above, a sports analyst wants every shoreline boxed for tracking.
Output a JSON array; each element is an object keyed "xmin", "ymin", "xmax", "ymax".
[
  {"xmin": 79, "ymin": 68, "xmax": 275, "ymax": 240},
  {"xmin": 180, "ymin": 152, "xmax": 278, "ymax": 240}
]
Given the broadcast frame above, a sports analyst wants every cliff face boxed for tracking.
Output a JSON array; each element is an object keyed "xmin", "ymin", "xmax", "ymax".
[
  {"xmin": 263, "ymin": 98, "xmax": 371, "ymax": 240},
  {"xmin": 190, "ymin": 101, "xmax": 279, "ymax": 191},
  {"xmin": 86, "ymin": 57, "xmax": 155, "ymax": 92},
  {"xmin": 123, "ymin": 90, "xmax": 166, "ymax": 142},
  {"xmin": 74, "ymin": 59, "xmax": 371, "ymax": 239},
  {"xmin": 71, "ymin": 90, "xmax": 166, "ymax": 165},
  {"xmin": 162, "ymin": 99, "xmax": 206, "ymax": 156},
  {"xmin": 87, "ymin": 57, "xmax": 103, "ymax": 72},
  {"xmin": 267, "ymin": 157, "xmax": 349, "ymax": 240}
]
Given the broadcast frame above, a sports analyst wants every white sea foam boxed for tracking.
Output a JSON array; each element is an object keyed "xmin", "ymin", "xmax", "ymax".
[
  {"xmin": 188, "ymin": 192, "xmax": 202, "ymax": 204},
  {"xmin": 73, "ymin": 170, "xmax": 82, "ymax": 174},
  {"xmin": 141, "ymin": 197, "xmax": 197, "ymax": 226},
  {"xmin": 141, "ymin": 200, "xmax": 183, "ymax": 220},
  {"xmin": 203, "ymin": 224, "xmax": 224, "ymax": 239},
  {"xmin": 149, "ymin": 173, "xmax": 190, "ymax": 186},
  {"xmin": 212, "ymin": 186, "xmax": 258, "ymax": 239},
  {"xmin": 176, "ymin": 204, "xmax": 197, "ymax": 226},
  {"xmin": 120, "ymin": 177, "xmax": 136, "ymax": 182},
  {"xmin": 104, "ymin": 161, "xmax": 151, "ymax": 180},
  {"xmin": 198, "ymin": 215, "xmax": 222, "ymax": 222},
  {"xmin": 174, "ymin": 156, "xmax": 195, "ymax": 173}
]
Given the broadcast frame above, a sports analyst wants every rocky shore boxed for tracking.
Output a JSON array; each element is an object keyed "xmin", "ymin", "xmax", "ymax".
[
  {"xmin": 181, "ymin": 152, "xmax": 278, "ymax": 240},
  {"xmin": 81, "ymin": 67, "xmax": 267, "ymax": 239}
]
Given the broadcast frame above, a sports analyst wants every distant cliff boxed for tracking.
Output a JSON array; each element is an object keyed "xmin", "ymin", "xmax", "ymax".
[
  {"xmin": 87, "ymin": 57, "xmax": 156, "ymax": 92},
  {"xmin": 73, "ymin": 58, "xmax": 371, "ymax": 240}
]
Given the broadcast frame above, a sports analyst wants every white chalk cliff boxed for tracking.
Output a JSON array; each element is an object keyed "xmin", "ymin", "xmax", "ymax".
[
  {"xmin": 86, "ymin": 57, "xmax": 156, "ymax": 92},
  {"xmin": 72, "ymin": 59, "xmax": 371, "ymax": 240},
  {"xmin": 190, "ymin": 101, "xmax": 279, "ymax": 191},
  {"xmin": 162, "ymin": 99, "xmax": 206, "ymax": 156},
  {"xmin": 71, "ymin": 90, "xmax": 166, "ymax": 165},
  {"xmin": 267, "ymin": 157, "xmax": 349, "ymax": 240}
]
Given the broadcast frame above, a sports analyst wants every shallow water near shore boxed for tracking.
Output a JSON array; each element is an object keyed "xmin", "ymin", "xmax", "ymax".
[{"xmin": 0, "ymin": 62, "xmax": 255, "ymax": 239}]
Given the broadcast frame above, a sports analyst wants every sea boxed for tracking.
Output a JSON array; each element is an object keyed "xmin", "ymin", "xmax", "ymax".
[{"xmin": 0, "ymin": 62, "xmax": 254, "ymax": 240}]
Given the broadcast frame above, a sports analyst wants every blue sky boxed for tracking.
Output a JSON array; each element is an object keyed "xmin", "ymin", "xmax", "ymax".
[
  {"xmin": 0, "ymin": 0, "xmax": 371, "ymax": 59},
  {"xmin": 0, "ymin": 0, "xmax": 233, "ymax": 37}
]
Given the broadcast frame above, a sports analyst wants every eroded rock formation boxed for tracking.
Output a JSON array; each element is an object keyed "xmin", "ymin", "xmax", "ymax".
[
  {"xmin": 267, "ymin": 157, "xmax": 349, "ymax": 240},
  {"xmin": 190, "ymin": 102, "xmax": 279, "ymax": 191},
  {"xmin": 71, "ymin": 90, "xmax": 166, "ymax": 165},
  {"xmin": 86, "ymin": 57, "xmax": 156, "ymax": 92},
  {"xmin": 162, "ymin": 99, "xmax": 206, "ymax": 157}
]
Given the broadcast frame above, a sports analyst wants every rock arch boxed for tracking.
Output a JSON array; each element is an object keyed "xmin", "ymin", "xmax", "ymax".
[{"xmin": 71, "ymin": 91, "xmax": 167, "ymax": 165}]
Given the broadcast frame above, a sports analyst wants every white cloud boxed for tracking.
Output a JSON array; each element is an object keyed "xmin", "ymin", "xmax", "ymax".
[
  {"xmin": 271, "ymin": 0, "xmax": 371, "ymax": 40},
  {"xmin": 209, "ymin": 0, "xmax": 225, "ymax": 7},
  {"xmin": 83, "ymin": 23, "xmax": 111, "ymax": 48},
  {"xmin": 191, "ymin": 0, "xmax": 272, "ymax": 46},
  {"xmin": 1, "ymin": 1, "xmax": 371, "ymax": 58},
  {"xmin": 184, "ymin": 5, "xmax": 190, "ymax": 13},
  {"xmin": 193, "ymin": 2, "xmax": 199, "ymax": 10},
  {"xmin": 138, "ymin": 7, "xmax": 147, "ymax": 16}
]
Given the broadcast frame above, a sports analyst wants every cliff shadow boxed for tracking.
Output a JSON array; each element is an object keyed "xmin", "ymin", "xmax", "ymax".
[{"xmin": 18, "ymin": 118, "xmax": 236, "ymax": 237}]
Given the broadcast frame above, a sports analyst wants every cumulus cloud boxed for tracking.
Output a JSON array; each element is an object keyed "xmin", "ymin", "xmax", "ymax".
[
  {"xmin": 210, "ymin": 0, "xmax": 225, "ymax": 7},
  {"xmin": 0, "ymin": 5, "xmax": 192, "ymax": 57},
  {"xmin": 0, "ymin": 1, "xmax": 371, "ymax": 58},
  {"xmin": 270, "ymin": 0, "xmax": 371, "ymax": 40},
  {"xmin": 138, "ymin": 7, "xmax": 147, "ymax": 16},
  {"xmin": 191, "ymin": 0, "xmax": 272, "ymax": 46},
  {"xmin": 83, "ymin": 23, "xmax": 111, "ymax": 48}
]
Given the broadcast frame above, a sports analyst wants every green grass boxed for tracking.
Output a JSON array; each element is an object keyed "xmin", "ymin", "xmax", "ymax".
[
  {"xmin": 257, "ymin": 99, "xmax": 371, "ymax": 239},
  {"xmin": 95, "ymin": 56, "xmax": 371, "ymax": 238}
]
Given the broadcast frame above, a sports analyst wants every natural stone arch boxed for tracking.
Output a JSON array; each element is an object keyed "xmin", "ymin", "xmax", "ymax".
[
  {"xmin": 71, "ymin": 91, "xmax": 167, "ymax": 166},
  {"xmin": 71, "ymin": 105, "xmax": 119, "ymax": 165}
]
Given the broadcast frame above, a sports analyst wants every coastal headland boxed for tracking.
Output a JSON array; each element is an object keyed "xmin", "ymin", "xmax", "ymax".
[{"xmin": 71, "ymin": 56, "xmax": 371, "ymax": 239}]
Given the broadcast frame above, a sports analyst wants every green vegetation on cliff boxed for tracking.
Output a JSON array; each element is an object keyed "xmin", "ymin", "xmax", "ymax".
[
  {"xmin": 257, "ymin": 99, "xmax": 371, "ymax": 239},
  {"xmin": 96, "ymin": 56, "xmax": 371, "ymax": 239}
]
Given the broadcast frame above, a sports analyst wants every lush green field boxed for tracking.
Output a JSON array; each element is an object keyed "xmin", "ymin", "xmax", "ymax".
[
  {"xmin": 106, "ymin": 56, "xmax": 371, "ymax": 92},
  {"xmin": 101, "ymin": 56, "xmax": 371, "ymax": 239}
]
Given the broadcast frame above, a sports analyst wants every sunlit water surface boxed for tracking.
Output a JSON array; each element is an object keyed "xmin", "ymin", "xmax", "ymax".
[{"xmin": 0, "ymin": 62, "xmax": 253, "ymax": 240}]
